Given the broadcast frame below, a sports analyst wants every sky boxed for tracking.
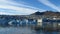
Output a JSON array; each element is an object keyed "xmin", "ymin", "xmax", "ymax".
[{"xmin": 0, "ymin": 0, "xmax": 60, "ymax": 15}]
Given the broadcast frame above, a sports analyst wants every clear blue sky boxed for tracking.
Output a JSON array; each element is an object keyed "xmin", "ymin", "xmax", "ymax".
[{"xmin": 0, "ymin": 0, "xmax": 60, "ymax": 15}]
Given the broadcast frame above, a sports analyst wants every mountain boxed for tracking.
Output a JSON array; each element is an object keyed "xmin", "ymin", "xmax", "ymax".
[
  {"xmin": 31, "ymin": 11, "xmax": 44, "ymax": 15},
  {"xmin": 31, "ymin": 11, "xmax": 60, "ymax": 16}
]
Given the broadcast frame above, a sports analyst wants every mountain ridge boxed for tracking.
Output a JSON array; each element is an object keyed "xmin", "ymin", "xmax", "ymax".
[{"xmin": 30, "ymin": 11, "xmax": 60, "ymax": 16}]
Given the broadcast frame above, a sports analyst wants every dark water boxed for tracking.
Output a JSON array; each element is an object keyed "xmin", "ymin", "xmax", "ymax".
[{"xmin": 0, "ymin": 27, "xmax": 60, "ymax": 34}]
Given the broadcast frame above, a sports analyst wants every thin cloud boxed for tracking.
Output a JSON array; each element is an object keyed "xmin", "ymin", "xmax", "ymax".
[
  {"xmin": 0, "ymin": 5, "xmax": 37, "ymax": 14},
  {"xmin": 0, "ymin": 12, "xmax": 14, "ymax": 15},
  {"xmin": 0, "ymin": 0, "xmax": 45, "ymax": 15},
  {"xmin": 38, "ymin": 0, "xmax": 60, "ymax": 11}
]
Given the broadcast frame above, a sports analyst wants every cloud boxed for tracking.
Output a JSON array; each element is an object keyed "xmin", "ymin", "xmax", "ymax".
[
  {"xmin": 0, "ymin": 12, "xmax": 14, "ymax": 15},
  {"xmin": 0, "ymin": 0, "xmax": 45, "ymax": 15},
  {"xmin": 0, "ymin": 5, "xmax": 36, "ymax": 14},
  {"xmin": 38, "ymin": 0, "xmax": 60, "ymax": 11}
]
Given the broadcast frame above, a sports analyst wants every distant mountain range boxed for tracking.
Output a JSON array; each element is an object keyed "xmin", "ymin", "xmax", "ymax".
[{"xmin": 31, "ymin": 11, "xmax": 60, "ymax": 16}]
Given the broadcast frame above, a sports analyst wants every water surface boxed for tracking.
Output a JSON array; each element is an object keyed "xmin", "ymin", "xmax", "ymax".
[{"xmin": 0, "ymin": 27, "xmax": 60, "ymax": 34}]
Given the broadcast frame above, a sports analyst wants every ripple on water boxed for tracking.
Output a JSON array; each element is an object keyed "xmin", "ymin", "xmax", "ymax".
[
  {"xmin": 0, "ymin": 27, "xmax": 60, "ymax": 34},
  {"xmin": 0, "ymin": 27, "xmax": 37, "ymax": 34}
]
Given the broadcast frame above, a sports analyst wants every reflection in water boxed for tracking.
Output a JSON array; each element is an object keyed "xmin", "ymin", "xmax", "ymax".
[{"xmin": 0, "ymin": 27, "xmax": 60, "ymax": 34}]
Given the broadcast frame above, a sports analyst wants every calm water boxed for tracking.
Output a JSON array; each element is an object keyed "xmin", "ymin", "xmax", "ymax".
[{"xmin": 0, "ymin": 27, "xmax": 60, "ymax": 34}]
